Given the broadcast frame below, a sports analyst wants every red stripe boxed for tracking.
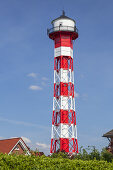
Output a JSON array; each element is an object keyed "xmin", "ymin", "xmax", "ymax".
[
  {"xmin": 60, "ymin": 138, "xmax": 69, "ymax": 152},
  {"xmin": 50, "ymin": 138, "xmax": 78, "ymax": 153},
  {"xmin": 49, "ymin": 30, "xmax": 78, "ymax": 41},
  {"xmin": 52, "ymin": 110, "xmax": 76, "ymax": 124},
  {"xmin": 54, "ymin": 32, "xmax": 73, "ymax": 48},
  {"xmin": 54, "ymin": 56, "xmax": 73, "ymax": 71},
  {"xmin": 54, "ymin": 82, "xmax": 74, "ymax": 97}
]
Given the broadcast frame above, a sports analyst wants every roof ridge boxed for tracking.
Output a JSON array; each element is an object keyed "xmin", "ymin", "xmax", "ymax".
[{"xmin": 0, "ymin": 137, "xmax": 21, "ymax": 141}]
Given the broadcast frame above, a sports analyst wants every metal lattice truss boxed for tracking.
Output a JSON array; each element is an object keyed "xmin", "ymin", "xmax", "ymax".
[
  {"xmin": 49, "ymin": 36, "xmax": 79, "ymax": 154},
  {"xmin": 54, "ymin": 69, "xmax": 74, "ymax": 84},
  {"xmin": 50, "ymin": 138, "xmax": 78, "ymax": 154},
  {"xmin": 53, "ymin": 96, "xmax": 75, "ymax": 111},
  {"xmin": 52, "ymin": 110, "xmax": 76, "ymax": 125},
  {"xmin": 51, "ymin": 124, "xmax": 77, "ymax": 139},
  {"xmin": 50, "ymin": 54, "xmax": 78, "ymax": 153}
]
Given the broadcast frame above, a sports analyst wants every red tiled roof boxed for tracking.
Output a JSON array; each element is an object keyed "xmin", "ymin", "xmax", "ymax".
[{"xmin": 0, "ymin": 137, "xmax": 25, "ymax": 154}]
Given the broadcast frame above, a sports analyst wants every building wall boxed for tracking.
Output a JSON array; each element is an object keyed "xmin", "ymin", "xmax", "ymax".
[
  {"xmin": 12, "ymin": 143, "xmax": 25, "ymax": 155},
  {"xmin": 110, "ymin": 138, "xmax": 113, "ymax": 154}
]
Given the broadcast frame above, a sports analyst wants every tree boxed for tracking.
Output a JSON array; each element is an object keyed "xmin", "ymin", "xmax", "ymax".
[{"xmin": 101, "ymin": 148, "xmax": 113, "ymax": 162}]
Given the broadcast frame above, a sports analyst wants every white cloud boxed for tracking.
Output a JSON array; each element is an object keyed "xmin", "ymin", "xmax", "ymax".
[
  {"xmin": 27, "ymin": 73, "xmax": 37, "ymax": 78},
  {"xmin": 74, "ymin": 91, "xmax": 79, "ymax": 98},
  {"xmin": 0, "ymin": 116, "xmax": 49, "ymax": 130},
  {"xmin": 36, "ymin": 142, "xmax": 50, "ymax": 149},
  {"xmin": 11, "ymin": 136, "xmax": 18, "ymax": 138},
  {"xmin": 42, "ymin": 77, "xmax": 48, "ymax": 81},
  {"xmin": 21, "ymin": 136, "xmax": 31, "ymax": 143},
  {"xmin": 29, "ymin": 85, "xmax": 42, "ymax": 91}
]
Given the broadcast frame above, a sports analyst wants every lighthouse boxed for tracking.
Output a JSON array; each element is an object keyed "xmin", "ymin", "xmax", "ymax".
[{"xmin": 48, "ymin": 11, "xmax": 78, "ymax": 155}]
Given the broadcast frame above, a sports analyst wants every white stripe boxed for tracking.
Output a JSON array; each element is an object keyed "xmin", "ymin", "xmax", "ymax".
[
  {"xmin": 60, "ymin": 124, "xmax": 69, "ymax": 138},
  {"xmin": 53, "ymin": 96, "xmax": 75, "ymax": 111},
  {"xmin": 75, "ymin": 126, "xmax": 77, "ymax": 139},
  {"xmin": 61, "ymin": 96, "xmax": 68, "ymax": 110},
  {"xmin": 54, "ymin": 69, "xmax": 74, "ymax": 83},
  {"xmin": 54, "ymin": 47, "xmax": 73, "ymax": 58},
  {"xmin": 51, "ymin": 124, "xmax": 77, "ymax": 139},
  {"xmin": 72, "ymin": 124, "xmax": 77, "ymax": 139}
]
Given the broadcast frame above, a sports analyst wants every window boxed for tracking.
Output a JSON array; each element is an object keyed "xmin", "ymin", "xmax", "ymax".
[
  {"xmin": 15, "ymin": 146, "xmax": 19, "ymax": 150},
  {"xmin": 59, "ymin": 22, "xmax": 62, "ymax": 26}
]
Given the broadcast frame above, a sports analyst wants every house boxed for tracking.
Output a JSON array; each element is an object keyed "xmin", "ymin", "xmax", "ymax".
[
  {"xmin": 0, "ymin": 137, "xmax": 31, "ymax": 155},
  {"xmin": 103, "ymin": 129, "xmax": 113, "ymax": 154},
  {"xmin": 30, "ymin": 150, "xmax": 44, "ymax": 156}
]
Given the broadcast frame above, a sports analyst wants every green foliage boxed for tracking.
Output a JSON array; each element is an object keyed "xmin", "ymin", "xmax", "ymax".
[
  {"xmin": 76, "ymin": 146, "xmax": 100, "ymax": 161},
  {"xmin": 76, "ymin": 146, "xmax": 90, "ymax": 160},
  {"xmin": 0, "ymin": 147, "xmax": 113, "ymax": 169},
  {"xmin": 50, "ymin": 151, "xmax": 69, "ymax": 158},
  {"xmin": 50, "ymin": 146, "xmax": 113, "ymax": 163},
  {"xmin": 0, "ymin": 153, "xmax": 113, "ymax": 169},
  {"xmin": 89, "ymin": 146, "xmax": 100, "ymax": 160},
  {"xmin": 101, "ymin": 148, "xmax": 113, "ymax": 162}
]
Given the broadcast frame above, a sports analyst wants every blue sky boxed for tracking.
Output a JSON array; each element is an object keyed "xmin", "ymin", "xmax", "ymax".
[{"xmin": 0, "ymin": 0, "xmax": 113, "ymax": 155}]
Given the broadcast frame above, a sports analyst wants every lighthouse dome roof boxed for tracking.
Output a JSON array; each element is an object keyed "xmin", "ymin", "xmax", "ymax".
[{"xmin": 51, "ymin": 11, "xmax": 75, "ymax": 24}]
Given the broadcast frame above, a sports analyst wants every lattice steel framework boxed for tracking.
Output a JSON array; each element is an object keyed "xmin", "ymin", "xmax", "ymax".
[{"xmin": 48, "ymin": 25, "xmax": 78, "ymax": 155}]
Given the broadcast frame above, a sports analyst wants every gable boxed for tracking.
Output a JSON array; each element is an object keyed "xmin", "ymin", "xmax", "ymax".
[
  {"xmin": 0, "ymin": 138, "xmax": 30, "ymax": 155},
  {"xmin": 0, "ymin": 138, "xmax": 20, "ymax": 154},
  {"xmin": 9, "ymin": 139, "xmax": 31, "ymax": 155},
  {"xmin": 12, "ymin": 143, "xmax": 25, "ymax": 154}
]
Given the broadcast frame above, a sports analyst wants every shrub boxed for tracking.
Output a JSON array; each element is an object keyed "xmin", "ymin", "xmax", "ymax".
[
  {"xmin": 101, "ymin": 148, "xmax": 113, "ymax": 162},
  {"xmin": 50, "ymin": 151, "xmax": 69, "ymax": 158},
  {"xmin": 0, "ymin": 154, "xmax": 113, "ymax": 169},
  {"xmin": 89, "ymin": 146, "xmax": 100, "ymax": 160}
]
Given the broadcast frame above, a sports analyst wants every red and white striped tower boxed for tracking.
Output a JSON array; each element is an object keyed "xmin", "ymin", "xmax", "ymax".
[{"xmin": 48, "ymin": 11, "xmax": 78, "ymax": 155}]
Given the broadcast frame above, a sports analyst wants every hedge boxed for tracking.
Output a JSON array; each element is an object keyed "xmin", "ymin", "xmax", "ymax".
[{"xmin": 0, "ymin": 154, "xmax": 113, "ymax": 169}]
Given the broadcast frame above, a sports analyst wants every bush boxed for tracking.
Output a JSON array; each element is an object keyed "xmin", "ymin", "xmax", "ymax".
[
  {"xmin": 50, "ymin": 151, "xmax": 69, "ymax": 158},
  {"xmin": 76, "ymin": 146, "xmax": 100, "ymax": 161},
  {"xmin": 101, "ymin": 148, "xmax": 113, "ymax": 162},
  {"xmin": 0, "ymin": 154, "xmax": 113, "ymax": 169},
  {"xmin": 0, "ymin": 146, "xmax": 113, "ymax": 169},
  {"xmin": 76, "ymin": 147, "xmax": 90, "ymax": 160},
  {"xmin": 89, "ymin": 146, "xmax": 100, "ymax": 160}
]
